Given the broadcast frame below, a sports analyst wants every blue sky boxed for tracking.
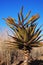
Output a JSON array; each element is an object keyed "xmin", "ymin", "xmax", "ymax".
[{"xmin": 0, "ymin": 0, "xmax": 43, "ymax": 33}]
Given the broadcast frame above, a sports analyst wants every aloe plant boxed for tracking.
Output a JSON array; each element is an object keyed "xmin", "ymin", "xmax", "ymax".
[{"xmin": 3, "ymin": 7, "xmax": 43, "ymax": 65}]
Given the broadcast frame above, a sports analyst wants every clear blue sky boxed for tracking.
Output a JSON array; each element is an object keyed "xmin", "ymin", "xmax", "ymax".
[{"xmin": 0, "ymin": 0, "xmax": 43, "ymax": 32}]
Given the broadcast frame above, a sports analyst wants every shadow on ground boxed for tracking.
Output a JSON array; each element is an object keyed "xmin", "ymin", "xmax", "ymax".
[{"xmin": 30, "ymin": 60, "xmax": 43, "ymax": 65}]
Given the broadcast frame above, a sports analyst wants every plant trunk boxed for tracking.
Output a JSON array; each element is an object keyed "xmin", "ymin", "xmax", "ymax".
[{"xmin": 23, "ymin": 50, "xmax": 30, "ymax": 65}]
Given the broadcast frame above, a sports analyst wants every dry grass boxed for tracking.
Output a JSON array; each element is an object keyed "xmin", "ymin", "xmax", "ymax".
[{"xmin": 0, "ymin": 41, "xmax": 43, "ymax": 65}]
